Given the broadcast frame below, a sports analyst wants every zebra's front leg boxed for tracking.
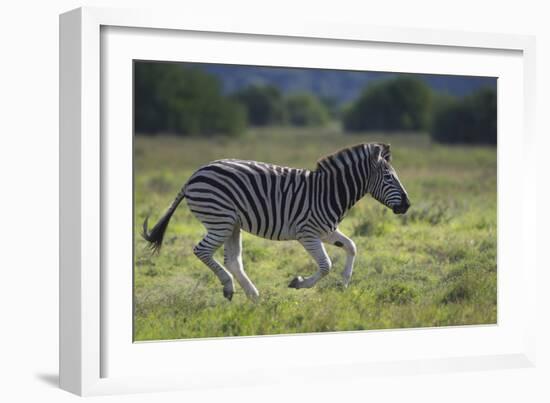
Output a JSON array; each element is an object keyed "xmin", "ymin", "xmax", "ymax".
[
  {"xmin": 323, "ymin": 229, "xmax": 357, "ymax": 287},
  {"xmin": 289, "ymin": 237, "xmax": 331, "ymax": 289}
]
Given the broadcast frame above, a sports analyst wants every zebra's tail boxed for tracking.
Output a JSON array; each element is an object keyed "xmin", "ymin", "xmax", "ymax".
[{"xmin": 142, "ymin": 188, "xmax": 186, "ymax": 254}]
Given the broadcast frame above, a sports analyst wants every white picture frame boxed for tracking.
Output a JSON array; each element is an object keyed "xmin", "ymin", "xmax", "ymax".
[{"xmin": 59, "ymin": 6, "xmax": 537, "ymax": 396}]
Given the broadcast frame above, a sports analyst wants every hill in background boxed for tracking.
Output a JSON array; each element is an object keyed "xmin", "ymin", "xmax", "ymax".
[{"xmin": 196, "ymin": 63, "xmax": 496, "ymax": 104}]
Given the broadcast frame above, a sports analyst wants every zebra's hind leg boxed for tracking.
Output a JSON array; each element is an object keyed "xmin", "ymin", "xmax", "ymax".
[
  {"xmin": 289, "ymin": 237, "xmax": 332, "ymax": 289},
  {"xmin": 323, "ymin": 229, "xmax": 357, "ymax": 287},
  {"xmin": 193, "ymin": 229, "xmax": 235, "ymax": 301},
  {"xmin": 224, "ymin": 225, "xmax": 260, "ymax": 301}
]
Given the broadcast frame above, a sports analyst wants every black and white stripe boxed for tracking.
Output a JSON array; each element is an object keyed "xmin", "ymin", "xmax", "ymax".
[{"xmin": 143, "ymin": 143, "xmax": 410, "ymax": 300}]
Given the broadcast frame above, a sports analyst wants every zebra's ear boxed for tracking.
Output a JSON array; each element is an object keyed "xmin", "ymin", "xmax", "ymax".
[
  {"xmin": 371, "ymin": 143, "xmax": 391, "ymax": 163},
  {"xmin": 381, "ymin": 143, "xmax": 392, "ymax": 162},
  {"xmin": 371, "ymin": 144, "xmax": 382, "ymax": 161}
]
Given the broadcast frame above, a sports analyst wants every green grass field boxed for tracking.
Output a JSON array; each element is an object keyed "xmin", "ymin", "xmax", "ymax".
[{"xmin": 134, "ymin": 127, "xmax": 497, "ymax": 341}]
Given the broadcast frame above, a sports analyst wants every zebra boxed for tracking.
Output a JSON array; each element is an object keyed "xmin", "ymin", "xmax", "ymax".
[{"xmin": 142, "ymin": 143, "xmax": 410, "ymax": 301}]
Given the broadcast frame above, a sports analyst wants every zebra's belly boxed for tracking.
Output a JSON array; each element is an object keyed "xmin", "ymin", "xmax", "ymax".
[{"xmin": 238, "ymin": 214, "xmax": 298, "ymax": 241}]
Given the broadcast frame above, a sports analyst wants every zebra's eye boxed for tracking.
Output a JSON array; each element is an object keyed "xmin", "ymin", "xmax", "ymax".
[{"xmin": 383, "ymin": 173, "xmax": 393, "ymax": 181}]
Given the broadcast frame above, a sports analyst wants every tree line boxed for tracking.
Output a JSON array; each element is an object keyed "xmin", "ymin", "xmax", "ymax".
[{"xmin": 135, "ymin": 62, "xmax": 496, "ymax": 145}]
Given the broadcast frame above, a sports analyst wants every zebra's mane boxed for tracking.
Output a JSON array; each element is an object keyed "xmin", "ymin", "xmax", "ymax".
[
  {"xmin": 315, "ymin": 144, "xmax": 367, "ymax": 171},
  {"xmin": 315, "ymin": 143, "xmax": 391, "ymax": 172}
]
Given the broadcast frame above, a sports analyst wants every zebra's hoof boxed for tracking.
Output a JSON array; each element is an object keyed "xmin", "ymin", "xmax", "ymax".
[
  {"xmin": 288, "ymin": 276, "xmax": 304, "ymax": 289},
  {"xmin": 223, "ymin": 288, "xmax": 233, "ymax": 301},
  {"xmin": 246, "ymin": 289, "xmax": 260, "ymax": 302}
]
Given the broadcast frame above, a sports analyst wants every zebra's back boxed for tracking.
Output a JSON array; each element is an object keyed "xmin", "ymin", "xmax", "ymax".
[{"xmin": 184, "ymin": 159, "xmax": 312, "ymax": 240}]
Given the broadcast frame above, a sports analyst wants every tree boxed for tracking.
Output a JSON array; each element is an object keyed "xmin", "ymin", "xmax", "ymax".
[
  {"xmin": 343, "ymin": 76, "xmax": 432, "ymax": 132},
  {"xmin": 134, "ymin": 62, "xmax": 246, "ymax": 136},
  {"xmin": 430, "ymin": 87, "xmax": 496, "ymax": 145},
  {"xmin": 232, "ymin": 85, "xmax": 286, "ymax": 126}
]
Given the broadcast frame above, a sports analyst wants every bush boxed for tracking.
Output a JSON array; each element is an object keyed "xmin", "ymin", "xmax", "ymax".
[
  {"xmin": 134, "ymin": 62, "xmax": 246, "ymax": 136},
  {"xmin": 319, "ymin": 96, "xmax": 341, "ymax": 119},
  {"xmin": 232, "ymin": 85, "xmax": 286, "ymax": 126},
  {"xmin": 343, "ymin": 76, "xmax": 432, "ymax": 132},
  {"xmin": 285, "ymin": 93, "xmax": 330, "ymax": 127},
  {"xmin": 430, "ymin": 87, "xmax": 496, "ymax": 145},
  {"xmin": 376, "ymin": 283, "xmax": 417, "ymax": 305}
]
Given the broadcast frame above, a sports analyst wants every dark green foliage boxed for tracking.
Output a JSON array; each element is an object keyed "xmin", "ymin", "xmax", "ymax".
[
  {"xmin": 343, "ymin": 76, "xmax": 432, "ymax": 132},
  {"xmin": 232, "ymin": 85, "xmax": 286, "ymax": 126},
  {"xmin": 431, "ymin": 87, "xmax": 497, "ymax": 145},
  {"xmin": 134, "ymin": 62, "xmax": 246, "ymax": 136},
  {"xmin": 285, "ymin": 93, "xmax": 330, "ymax": 127},
  {"xmin": 376, "ymin": 283, "xmax": 417, "ymax": 304},
  {"xmin": 441, "ymin": 281, "xmax": 471, "ymax": 304},
  {"xmin": 232, "ymin": 86, "xmax": 331, "ymax": 128}
]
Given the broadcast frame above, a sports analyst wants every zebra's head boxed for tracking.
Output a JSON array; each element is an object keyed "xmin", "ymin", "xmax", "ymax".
[{"xmin": 368, "ymin": 143, "xmax": 410, "ymax": 215}]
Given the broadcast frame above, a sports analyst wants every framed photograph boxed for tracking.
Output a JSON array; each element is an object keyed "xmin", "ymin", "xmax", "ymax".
[{"xmin": 59, "ymin": 6, "xmax": 537, "ymax": 396}]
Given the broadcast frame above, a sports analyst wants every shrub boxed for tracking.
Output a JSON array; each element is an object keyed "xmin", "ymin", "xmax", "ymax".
[
  {"xmin": 285, "ymin": 93, "xmax": 330, "ymax": 127},
  {"xmin": 343, "ymin": 76, "xmax": 432, "ymax": 132},
  {"xmin": 441, "ymin": 281, "xmax": 472, "ymax": 304},
  {"xmin": 376, "ymin": 283, "xmax": 417, "ymax": 304},
  {"xmin": 430, "ymin": 87, "xmax": 496, "ymax": 145}
]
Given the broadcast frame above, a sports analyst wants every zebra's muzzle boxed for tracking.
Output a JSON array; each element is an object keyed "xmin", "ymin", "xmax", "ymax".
[{"xmin": 392, "ymin": 195, "xmax": 410, "ymax": 215}]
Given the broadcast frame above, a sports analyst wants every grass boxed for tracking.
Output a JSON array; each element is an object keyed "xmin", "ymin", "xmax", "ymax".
[{"xmin": 134, "ymin": 126, "xmax": 497, "ymax": 341}]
